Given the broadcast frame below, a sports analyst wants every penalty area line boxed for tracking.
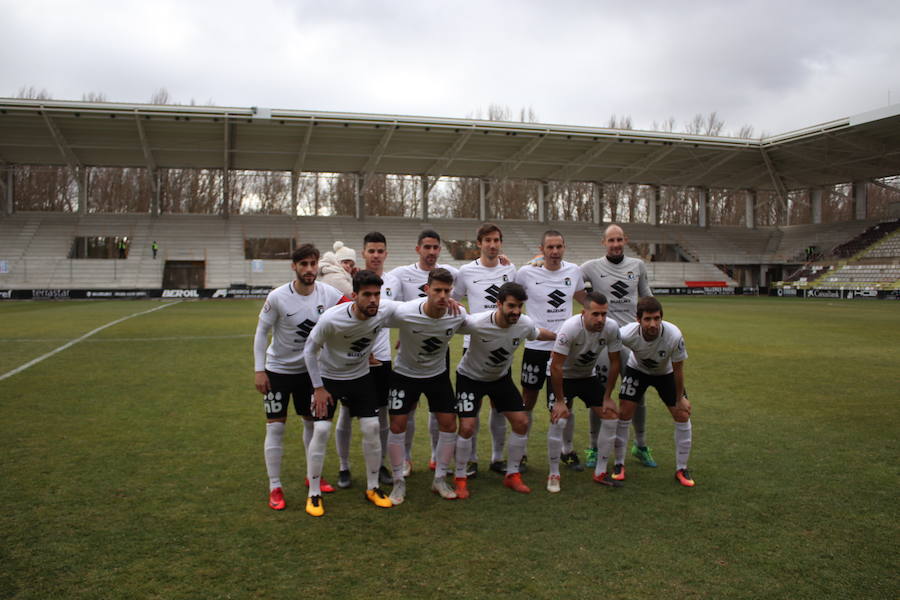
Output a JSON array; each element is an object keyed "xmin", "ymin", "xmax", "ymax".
[{"xmin": 0, "ymin": 301, "xmax": 181, "ymax": 382}]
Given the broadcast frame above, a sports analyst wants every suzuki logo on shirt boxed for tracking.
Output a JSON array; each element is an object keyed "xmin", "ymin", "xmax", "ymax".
[
  {"xmin": 488, "ymin": 347, "xmax": 510, "ymax": 365},
  {"xmin": 610, "ymin": 280, "xmax": 630, "ymax": 299},
  {"xmin": 420, "ymin": 337, "xmax": 443, "ymax": 354},
  {"xmin": 641, "ymin": 358, "xmax": 659, "ymax": 369},
  {"xmin": 484, "ymin": 284, "xmax": 502, "ymax": 303},
  {"xmin": 296, "ymin": 319, "xmax": 316, "ymax": 339},
  {"xmin": 547, "ymin": 289, "xmax": 566, "ymax": 308},
  {"xmin": 349, "ymin": 337, "xmax": 372, "ymax": 353},
  {"xmin": 417, "ymin": 284, "xmax": 427, "ymax": 297}
]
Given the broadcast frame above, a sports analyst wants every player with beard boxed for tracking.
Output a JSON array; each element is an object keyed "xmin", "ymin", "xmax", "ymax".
[
  {"xmin": 580, "ymin": 224, "xmax": 655, "ymax": 473},
  {"xmin": 452, "ymin": 223, "xmax": 517, "ymax": 478},
  {"xmin": 333, "ymin": 232, "xmax": 394, "ymax": 489},
  {"xmin": 452, "ymin": 282, "xmax": 555, "ymax": 498},
  {"xmin": 302, "ymin": 270, "xmax": 399, "ymax": 516},
  {"xmin": 605, "ymin": 297, "xmax": 694, "ymax": 487},
  {"xmin": 253, "ymin": 244, "xmax": 347, "ymax": 512},
  {"xmin": 384, "ymin": 230, "xmax": 459, "ymax": 477}
]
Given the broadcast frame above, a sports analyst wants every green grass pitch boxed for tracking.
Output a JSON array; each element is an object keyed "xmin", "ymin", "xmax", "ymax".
[{"xmin": 1, "ymin": 296, "xmax": 898, "ymax": 599}]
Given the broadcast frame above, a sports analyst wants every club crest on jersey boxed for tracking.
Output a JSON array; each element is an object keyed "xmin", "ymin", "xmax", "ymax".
[
  {"xmin": 564, "ymin": 277, "xmax": 571, "ymax": 286},
  {"xmin": 445, "ymin": 328, "xmax": 454, "ymax": 337},
  {"xmin": 658, "ymin": 350, "xmax": 667, "ymax": 358},
  {"xmin": 502, "ymin": 274, "xmax": 509, "ymax": 282},
  {"xmin": 317, "ymin": 305, "xmax": 325, "ymax": 314},
  {"xmin": 627, "ymin": 271, "xmax": 635, "ymax": 280},
  {"xmin": 263, "ymin": 302, "xmax": 271, "ymax": 313},
  {"xmin": 512, "ymin": 338, "xmax": 520, "ymax": 347},
  {"xmin": 385, "ymin": 287, "xmax": 393, "ymax": 297}
]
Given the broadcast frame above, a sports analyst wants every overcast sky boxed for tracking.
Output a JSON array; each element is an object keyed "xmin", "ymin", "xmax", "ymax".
[{"xmin": 2, "ymin": 0, "xmax": 898, "ymax": 137}]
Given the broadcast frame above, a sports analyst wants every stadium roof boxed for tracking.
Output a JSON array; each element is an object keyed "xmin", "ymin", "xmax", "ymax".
[{"xmin": 1, "ymin": 98, "xmax": 899, "ymax": 193}]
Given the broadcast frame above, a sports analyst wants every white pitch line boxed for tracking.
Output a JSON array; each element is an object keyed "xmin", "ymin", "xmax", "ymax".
[
  {"xmin": 0, "ymin": 301, "xmax": 181, "ymax": 382},
  {"xmin": 0, "ymin": 334, "xmax": 252, "ymax": 343}
]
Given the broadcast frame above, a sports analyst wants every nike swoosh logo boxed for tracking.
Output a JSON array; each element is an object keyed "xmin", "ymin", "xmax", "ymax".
[
  {"xmin": 286, "ymin": 311, "xmax": 299, "ymax": 317},
  {"xmin": 599, "ymin": 274, "xmax": 608, "ymax": 278},
  {"xmin": 412, "ymin": 329, "xmax": 423, "ymax": 334}
]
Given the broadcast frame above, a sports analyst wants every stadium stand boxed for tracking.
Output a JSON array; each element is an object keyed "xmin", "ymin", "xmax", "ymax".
[
  {"xmin": 831, "ymin": 219, "xmax": 900, "ymax": 258},
  {"xmin": 3, "ymin": 212, "xmax": 899, "ymax": 291}
]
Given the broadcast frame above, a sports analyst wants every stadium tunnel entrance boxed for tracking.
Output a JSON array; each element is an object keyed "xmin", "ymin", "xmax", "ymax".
[{"xmin": 163, "ymin": 260, "xmax": 205, "ymax": 289}]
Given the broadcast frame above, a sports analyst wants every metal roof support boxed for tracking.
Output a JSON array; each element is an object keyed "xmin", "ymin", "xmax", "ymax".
[
  {"xmin": 41, "ymin": 110, "xmax": 82, "ymax": 173},
  {"xmin": 420, "ymin": 175, "xmax": 428, "ymax": 221},
  {"xmin": 222, "ymin": 118, "xmax": 233, "ymax": 218},
  {"xmin": 537, "ymin": 181, "xmax": 548, "ymax": 223},
  {"xmin": 293, "ymin": 123, "xmax": 314, "ymax": 175},
  {"xmin": 355, "ymin": 173, "xmax": 365, "ymax": 221},
  {"xmin": 151, "ymin": 170, "xmax": 160, "ymax": 217},
  {"xmin": 649, "ymin": 185, "xmax": 661, "ymax": 226},
  {"xmin": 698, "ymin": 187, "xmax": 709, "ymax": 228},
  {"xmin": 669, "ymin": 152, "xmax": 739, "ymax": 187},
  {"xmin": 78, "ymin": 167, "xmax": 88, "ymax": 215},
  {"xmin": 479, "ymin": 179, "xmax": 488, "ymax": 222},
  {"xmin": 290, "ymin": 171, "xmax": 299, "ymax": 219},
  {"xmin": 870, "ymin": 178, "xmax": 900, "ymax": 193},
  {"xmin": 3, "ymin": 167, "xmax": 13, "ymax": 216},
  {"xmin": 810, "ymin": 188, "xmax": 823, "ymax": 224},
  {"xmin": 852, "ymin": 181, "xmax": 868, "ymax": 220},
  {"xmin": 544, "ymin": 142, "xmax": 613, "ymax": 184},
  {"xmin": 359, "ymin": 124, "xmax": 396, "ymax": 196},
  {"xmin": 745, "ymin": 190, "xmax": 756, "ymax": 229},
  {"xmin": 134, "ymin": 112, "xmax": 159, "ymax": 201},
  {"xmin": 759, "ymin": 148, "xmax": 788, "ymax": 213},
  {"xmin": 592, "ymin": 182, "xmax": 603, "ymax": 226},
  {"xmin": 424, "ymin": 130, "xmax": 473, "ymax": 195},
  {"xmin": 487, "ymin": 136, "xmax": 546, "ymax": 183},
  {"xmin": 616, "ymin": 146, "xmax": 678, "ymax": 186},
  {"xmin": 313, "ymin": 173, "xmax": 320, "ymax": 216}
]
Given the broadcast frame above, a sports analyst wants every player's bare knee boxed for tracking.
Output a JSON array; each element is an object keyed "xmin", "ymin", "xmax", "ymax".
[
  {"xmin": 601, "ymin": 407, "xmax": 618, "ymax": 420},
  {"xmin": 673, "ymin": 408, "xmax": 690, "ymax": 422}
]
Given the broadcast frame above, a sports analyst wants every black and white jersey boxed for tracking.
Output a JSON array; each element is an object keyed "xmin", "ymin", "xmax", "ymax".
[
  {"xmin": 384, "ymin": 262, "xmax": 460, "ymax": 301},
  {"xmin": 516, "ymin": 261, "xmax": 585, "ymax": 351},
  {"xmin": 580, "ymin": 256, "xmax": 652, "ymax": 327},
  {"xmin": 304, "ymin": 300, "xmax": 399, "ymax": 384},
  {"xmin": 456, "ymin": 311, "xmax": 539, "ymax": 382},
  {"xmin": 552, "ymin": 314, "xmax": 622, "ymax": 379},
  {"xmin": 255, "ymin": 281, "xmax": 344, "ymax": 374},
  {"xmin": 619, "ymin": 321, "xmax": 687, "ymax": 376},
  {"xmin": 386, "ymin": 300, "xmax": 468, "ymax": 379},
  {"xmin": 453, "ymin": 259, "xmax": 517, "ymax": 313}
]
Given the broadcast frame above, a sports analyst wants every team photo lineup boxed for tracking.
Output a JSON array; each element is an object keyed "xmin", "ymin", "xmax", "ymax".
[{"xmin": 255, "ymin": 223, "xmax": 694, "ymax": 517}]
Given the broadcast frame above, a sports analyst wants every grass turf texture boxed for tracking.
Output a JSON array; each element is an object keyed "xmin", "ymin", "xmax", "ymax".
[{"xmin": 1, "ymin": 296, "xmax": 897, "ymax": 599}]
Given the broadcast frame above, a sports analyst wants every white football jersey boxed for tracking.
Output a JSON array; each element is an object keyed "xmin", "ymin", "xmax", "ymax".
[
  {"xmin": 552, "ymin": 314, "xmax": 622, "ymax": 379},
  {"xmin": 456, "ymin": 311, "xmax": 539, "ymax": 382},
  {"xmin": 305, "ymin": 300, "xmax": 399, "ymax": 384},
  {"xmin": 256, "ymin": 281, "xmax": 345, "ymax": 374},
  {"xmin": 371, "ymin": 272, "xmax": 395, "ymax": 362},
  {"xmin": 619, "ymin": 320, "xmax": 687, "ymax": 376},
  {"xmin": 516, "ymin": 261, "xmax": 585, "ymax": 351},
  {"xmin": 386, "ymin": 300, "xmax": 468, "ymax": 379},
  {"xmin": 580, "ymin": 256, "xmax": 652, "ymax": 327},
  {"xmin": 453, "ymin": 259, "xmax": 517, "ymax": 312},
  {"xmin": 384, "ymin": 262, "xmax": 460, "ymax": 301}
]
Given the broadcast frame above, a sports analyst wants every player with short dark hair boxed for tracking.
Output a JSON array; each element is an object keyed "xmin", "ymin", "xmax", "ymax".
[
  {"xmin": 517, "ymin": 230, "xmax": 588, "ymax": 473},
  {"xmin": 253, "ymin": 244, "xmax": 346, "ymax": 513},
  {"xmin": 547, "ymin": 292, "xmax": 623, "ymax": 492},
  {"xmin": 302, "ymin": 270, "xmax": 400, "ymax": 515},
  {"xmin": 384, "ymin": 230, "xmax": 460, "ymax": 476},
  {"xmin": 452, "ymin": 282, "xmax": 556, "ymax": 498},
  {"xmin": 382, "ymin": 268, "xmax": 468, "ymax": 504},
  {"xmin": 452, "ymin": 222, "xmax": 518, "ymax": 477},
  {"xmin": 612, "ymin": 296, "xmax": 694, "ymax": 487},
  {"xmin": 333, "ymin": 232, "xmax": 393, "ymax": 489}
]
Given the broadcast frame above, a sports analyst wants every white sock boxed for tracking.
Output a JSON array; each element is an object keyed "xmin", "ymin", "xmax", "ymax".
[
  {"xmin": 594, "ymin": 419, "xmax": 618, "ymax": 476},
  {"xmin": 335, "ymin": 405, "xmax": 352, "ymax": 471},
  {"xmin": 405, "ymin": 407, "xmax": 416, "ymax": 461},
  {"xmin": 264, "ymin": 422, "xmax": 285, "ymax": 490},
  {"xmin": 633, "ymin": 403, "xmax": 647, "ymax": 447},
  {"xmin": 379, "ymin": 411, "xmax": 389, "ymax": 461},
  {"xmin": 429, "ymin": 412, "xmax": 439, "ymax": 462},
  {"xmin": 360, "ymin": 416, "xmax": 382, "ymax": 489},
  {"xmin": 490, "ymin": 410, "xmax": 508, "ymax": 462},
  {"xmin": 562, "ymin": 411, "xmax": 575, "ymax": 455},
  {"xmin": 302, "ymin": 419, "xmax": 313, "ymax": 452},
  {"xmin": 507, "ymin": 432, "xmax": 528, "ymax": 475},
  {"xmin": 614, "ymin": 419, "xmax": 632, "ymax": 465},
  {"xmin": 307, "ymin": 420, "xmax": 330, "ymax": 496},
  {"xmin": 470, "ymin": 417, "xmax": 480, "ymax": 463},
  {"xmin": 675, "ymin": 420, "xmax": 692, "ymax": 470},
  {"xmin": 455, "ymin": 436, "xmax": 473, "ymax": 478},
  {"xmin": 547, "ymin": 418, "xmax": 567, "ymax": 477},
  {"xmin": 388, "ymin": 431, "xmax": 406, "ymax": 483},
  {"xmin": 435, "ymin": 430, "xmax": 457, "ymax": 479},
  {"xmin": 589, "ymin": 410, "xmax": 602, "ymax": 450}
]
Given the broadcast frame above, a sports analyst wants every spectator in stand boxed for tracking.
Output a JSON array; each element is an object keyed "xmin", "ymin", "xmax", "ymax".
[
  {"xmin": 152, "ymin": 240, "xmax": 159, "ymax": 259},
  {"xmin": 318, "ymin": 241, "xmax": 357, "ymax": 297}
]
